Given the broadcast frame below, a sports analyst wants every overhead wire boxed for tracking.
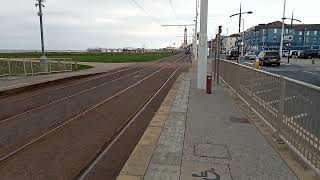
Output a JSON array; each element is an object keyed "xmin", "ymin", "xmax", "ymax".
[
  {"xmin": 169, "ymin": 0, "xmax": 178, "ymax": 20},
  {"xmin": 127, "ymin": 0, "xmax": 163, "ymax": 26}
]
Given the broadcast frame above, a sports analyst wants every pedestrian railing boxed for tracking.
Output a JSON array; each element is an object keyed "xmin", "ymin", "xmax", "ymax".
[
  {"xmin": 218, "ymin": 60, "xmax": 320, "ymax": 174},
  {"xmin": 0, "ymin": 58, "xmax": 77, "ymax": 77}
]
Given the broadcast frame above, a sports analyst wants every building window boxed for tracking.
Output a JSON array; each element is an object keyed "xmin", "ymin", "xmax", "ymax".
[
  {"xmin": 262, "ymin": 36, "xmax": 266, "ymax": 42},
  {"xmin": 274, "ymin": 29, "xmax": 277, "ymax": 34},
  {"xmin": 314, "ymin": 38, "xmax": 317, "ymax": 43},
  {"xmin": 299, "ymin": 37, "xmax": 302, "ymax": 41},
  {"xmin": 273, "ymin": 36, "xmax": 277, "ymax": 42},
  {"xmin": 286, "ymin": 29, "xmax": 289, "ymax": 33},
  {"xmin": 299, "ymin": 31, "xmax": 303, "ymax": 35},
  {"xmin": 314, "ymin": 31, "xmax": 318, "ymax": 35},
  {"xmin": 307, "ymin": 31, "xmax": 310, "ymax": 35}
]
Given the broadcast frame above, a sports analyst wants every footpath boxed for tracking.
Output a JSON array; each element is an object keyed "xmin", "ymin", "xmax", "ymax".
[
  {"xmin": 0, "ymin": 62, "xmax": 131, "ymax": 92},
  {"xmin": 117, "ymin": 62, "xmax": 300, "ymax": 180}
]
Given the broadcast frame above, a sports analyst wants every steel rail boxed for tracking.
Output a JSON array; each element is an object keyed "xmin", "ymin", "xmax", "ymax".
[
  {"xmin": 0, "ymin": 55, "xmax": 186, "ymax": 163},
  {"xmin": 0, "ymin": 55, "xmax": 183, "ymax": 123},
  {"xmin": 2, "ymin": 54, "xmax": 179, "ymax": 104},
  {"xmin": 77, "ymin": 56, "xmax": 188, "ymax": 180}
]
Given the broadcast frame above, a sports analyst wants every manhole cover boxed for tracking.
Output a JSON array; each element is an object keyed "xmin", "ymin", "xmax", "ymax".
[
  {"xmin": 194, "ymin": 144, "xmax": 230, "ymax": 160},
  {"xmin": 230, "ymin": 117, "xmax": 249, "ymax": 123}
]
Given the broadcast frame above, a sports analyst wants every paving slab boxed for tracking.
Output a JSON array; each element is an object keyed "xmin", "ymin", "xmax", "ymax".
[
  {"xmin": 181, "ymin": 68, "xmax": 299, "ymax": 180},
  {"xmin": 144, "ymin": 164, "xmax": 180, "ymax": 180},
  {"xmin": 118, "ymin": 62, "xmax": 301, "ymax": 180},
  {"xmin": 181, "ymin": 160, "xmax": 233, "ymax": 180}
]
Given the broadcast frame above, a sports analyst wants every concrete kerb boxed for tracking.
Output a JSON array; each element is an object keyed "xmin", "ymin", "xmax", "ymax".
[
  {"xmin": 0, "ymin": 72, "xmax": 105, "ymax": 97},
  {"xmin": 116, "ymin": 73, "xmax": 189, "ymax": 180}
]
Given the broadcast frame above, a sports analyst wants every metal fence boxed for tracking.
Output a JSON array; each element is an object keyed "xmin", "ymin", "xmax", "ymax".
[
  {"xmin": 218, "ymin": 60, "xmax": 320, "ymax": 174},
  {"xmin": 0, "ymin": 58, "xmax": 77, "ymax": 77}
]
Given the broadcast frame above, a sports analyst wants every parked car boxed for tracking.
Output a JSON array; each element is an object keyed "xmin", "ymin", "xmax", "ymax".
[
  {"xmin": 290, "ymin": 50, "xmax": 301, "ymax": 58},
  {"xmin": 256, "ymin": 50, "xmax": 281, "ymax": 66},
  {"xmin": 226, "ymin": 50, "xmax": 239, "ymax": 60},
  {"xmin": 298, "ymin": 50, "xmax": 319, "ymax": 59},
  {"xmin": 283, "ymin": 50, "xmax": 289, "ymax": 57},
  {"xmin": 245, "ymin": 52, "xmax": 257, "ymax": 60}
]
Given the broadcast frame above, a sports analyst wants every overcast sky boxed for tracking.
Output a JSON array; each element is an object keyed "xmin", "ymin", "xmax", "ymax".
[{"xmin": 0, "ymin": 0, "xmax": 319, "ymax": 50}]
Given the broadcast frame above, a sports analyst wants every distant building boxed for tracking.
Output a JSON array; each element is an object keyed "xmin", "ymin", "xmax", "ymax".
[
  {"xmin": 221, "ymin": 34, "xmax": 238, "ymax": 52},
  {"xmin": 87, "ymin": 48, "xmax": 103, "ymax": 53},
  {"xmin": 244, "ymin": 21, "xmax": 320, "ymax": 52},
  {"xmin": 106, "ymin": 49, "xmax": 123, "ymax": 53}
]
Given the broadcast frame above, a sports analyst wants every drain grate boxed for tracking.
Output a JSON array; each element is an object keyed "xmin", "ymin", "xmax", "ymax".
[
  {"xmin": 194, "ymin": 144, "xmax": 231, "ymax": 160},
  {"xmin": 230, "ymin": 116, "xmax": 249, "ymax": 123}
]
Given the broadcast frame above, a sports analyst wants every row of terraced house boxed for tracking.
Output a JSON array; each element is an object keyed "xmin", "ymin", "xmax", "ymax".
[{"xmin": 243, "ymin": 21, "xmax": 320, "ymax": 52}]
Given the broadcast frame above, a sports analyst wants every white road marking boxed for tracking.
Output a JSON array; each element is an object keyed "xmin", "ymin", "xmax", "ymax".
[{"xmin": 302, "ymin": 71, "xmax": 320, "ymax": 76}]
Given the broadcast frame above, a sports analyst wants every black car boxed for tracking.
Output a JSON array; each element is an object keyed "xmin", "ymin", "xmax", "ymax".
[
  {"xmin": 257, "ymin": 50, "xmax": 281, "ymax": 66},
  {"xmin": 226, "ymin": 50, "xmax": 239, "ymax": 60},
  {"xmin": 298, "ymin": 50, "xmax": 319, "ymax": 59}
]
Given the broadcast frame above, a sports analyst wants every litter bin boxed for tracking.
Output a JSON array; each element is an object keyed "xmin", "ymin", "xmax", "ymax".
[{"xmin": 206, "ymin": 75, "xmax": 212, "ymax": 94}]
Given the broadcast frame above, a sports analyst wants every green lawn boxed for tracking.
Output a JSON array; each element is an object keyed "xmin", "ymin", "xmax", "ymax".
[
  {"xmin": 0, "ymin": 60, "xmax": 93, "ymax": 76},
  {"xmin": 75, "ymin": 64, "xmax": 93, "ymax": 71},
  {"xmin": 0, "ymin": 52, "xmax": 177, "ymax": 63}
]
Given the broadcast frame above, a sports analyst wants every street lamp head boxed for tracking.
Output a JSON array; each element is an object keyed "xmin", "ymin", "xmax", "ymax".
[
  {"xmin": 230, "ymin": 13, "xmax": 238, "ymax": 18},
  {"xmin": 247, "ymin": 11, "xmax": 253, "ymax": 14}
]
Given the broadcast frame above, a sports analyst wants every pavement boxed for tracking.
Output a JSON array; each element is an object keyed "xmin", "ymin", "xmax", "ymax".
[
  {"xmin": 116, "ymin": 62, "xmax": 299, "ymax": 180},
  {"xmin": 0, "ymin": 62, "xmax": 132, "ymax": 92}
]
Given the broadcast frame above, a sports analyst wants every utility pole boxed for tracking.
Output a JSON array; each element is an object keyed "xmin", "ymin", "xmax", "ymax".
[
  {"xmin": 193, "ymin": 0, "xmax": 199, "ymax": 61},
  {"xmin": 242, "ymin": 19, "xmax": 245, "ymax": 56},
  {"xmin": 184, "ymin": 27, "xmax": 188, "ymax": 46},
  {"xmin": 238, "ymin": 3, "xmax": 242, "ymax": 58},
  {"xmin": 35, "ymin": 0, "xmax": 48, "ymax": 72},
  {"xmin": 280, "ymin": 0, "xmax": 286, "ymax": 58},
  {"xmin": 217, "ymin": 26, "xmax": 222, "ymax": 86},
  {"xmin": 286, "ymin": 11, "xmax": 302, "ymax": 63},
  {"xmin": 230, "ymin": 3, "xmax": 252, "ymax": 63},
  {"xmin": 197, "ymin": 0, "xmax": 208, "ymax": 89}
]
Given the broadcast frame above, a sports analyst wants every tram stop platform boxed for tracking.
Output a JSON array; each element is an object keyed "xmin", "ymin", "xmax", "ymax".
[{"xmin": 116, "ymin": 62, "xmax": 317, "ymax": 180}]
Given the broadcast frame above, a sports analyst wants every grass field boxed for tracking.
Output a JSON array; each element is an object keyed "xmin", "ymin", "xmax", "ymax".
[
  {"xmin": 0, "ymin": 52, "xmax": 177, "ymax": 63},
  {"xmin": 0, "ymin": 60, "xmax": 93, "ymax": 76}
]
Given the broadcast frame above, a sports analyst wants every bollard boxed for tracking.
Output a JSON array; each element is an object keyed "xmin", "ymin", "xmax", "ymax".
[
  {"xmin": 254, "ymin": 60, "xmax": 261, "ymax": 69},
  {"xmin": 206, "ymin": 75, "xmax": 212, "ymax": 94},
  {"xmin": 312, "ymin": 58, "xmax": 315, "ymax": 65}
]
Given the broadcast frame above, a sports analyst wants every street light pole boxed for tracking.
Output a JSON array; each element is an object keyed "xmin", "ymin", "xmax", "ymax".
[
  {"xmin": 197, "ymin": 0, "xmax": 208, "ymax": 89},
  {"xmin": 280, "ymin": 0, "xmax": 286, "ymax": 58},
  {"xmin": 193, "ymin": 0, "xmax": 199, "ymax": 61},
  {"xmin": 286, "ymin": 10, "xmax": 302, "ymax": 63},
  {"xmin": 238, "ymin": 3, "xmax": 242, "ymax": 59},
  {"xmin": 35, "ymin": 0, "xmax": 48, "ymax": 72},
  {"xmin": 242, "ymin": 19, "xmax": 245, "ymax": 56},
  {"xmin": 230, "ymin": 5, "xmax": 252, "ymax": 63}
]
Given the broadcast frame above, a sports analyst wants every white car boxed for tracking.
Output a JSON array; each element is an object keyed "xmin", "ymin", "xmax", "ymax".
[
  {"xmin": 245, "ymin": 52, "xmax": 257, "ymax": 60},
  {"xmin": 283, "ymin": 51, "xmax": 289, "ymax": 57}
]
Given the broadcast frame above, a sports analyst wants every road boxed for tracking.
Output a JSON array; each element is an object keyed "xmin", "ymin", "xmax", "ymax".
[
  {"xmin": 218, "ymin": 54, "xmax": 320, "ymax": 87},
  {"xmin": 0, "ymin": 54, "xmax": 190, "ymax": 180}
]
